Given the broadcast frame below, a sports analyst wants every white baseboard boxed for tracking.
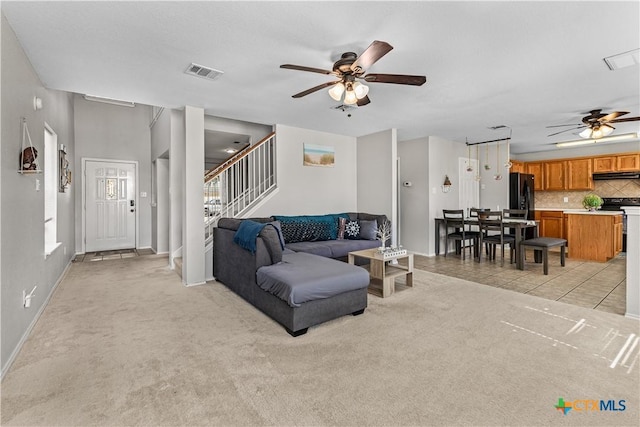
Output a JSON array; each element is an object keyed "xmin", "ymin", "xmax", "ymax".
[{"xmin": 1, "ymin": 258, "xmax": 73, "ymax": 380}]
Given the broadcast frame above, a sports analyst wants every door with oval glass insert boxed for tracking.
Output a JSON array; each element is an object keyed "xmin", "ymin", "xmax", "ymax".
[{"xmin": 85, "ymin": 160, "xmax": 136, "ymax": 252}]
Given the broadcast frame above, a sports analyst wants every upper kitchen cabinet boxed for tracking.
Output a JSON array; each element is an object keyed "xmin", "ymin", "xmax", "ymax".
[
  {"xmin": 526, "ymin": 162, "xmax": 544, "ymax": 191},
  {"xmin": 510, "ymin": 160, "xmax": 526, "ymax": 173},
  {"xmin": 617, "ymin": 153, "xmax": 640, "ymax": 171},
  {"xmin": 593, "ymin": 153, "xmax": 640, "ymax": 173},
  {"xmin": 566, "ymin": 158, "xmax": 594, "ymax": 190},
  {"xmin": 544, "ymin": 160, "xmax": 566, "ymax": 191}
]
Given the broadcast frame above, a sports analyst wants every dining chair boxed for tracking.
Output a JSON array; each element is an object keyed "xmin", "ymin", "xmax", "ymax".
[
  {"xmin": 442, "ymin": 209, "xmax": 476, "ymax": 260},
  {"xmin": 469, "ymin": 208, "xmax": 491, "ymax": 257},
  {"xmin": 503, "ymin": 208, "xmax": 528, "ymax": 257},
  {"xmin": 477, "ymin": 211, "xmax": 515, "ymax": 265}
]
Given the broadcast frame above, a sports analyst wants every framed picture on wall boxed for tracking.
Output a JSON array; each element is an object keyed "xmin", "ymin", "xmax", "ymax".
[
  {"xmin": 303, "ymin": 143, "xmax": 335, "ymax": 167},
  {"xmin": 59, "ymin": 146, "xmax": 70, "ymax": 192}
]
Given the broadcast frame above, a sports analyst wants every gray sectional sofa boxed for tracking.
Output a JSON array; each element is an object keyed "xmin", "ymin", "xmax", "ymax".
[{"xmin": 213, "ymin": 213, "xmax": 388, "ymax": 336}]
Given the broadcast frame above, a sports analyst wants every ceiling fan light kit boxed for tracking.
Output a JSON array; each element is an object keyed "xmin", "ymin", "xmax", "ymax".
[{"xmin": 579, "ymin": 124, "xmax": 614, "ymax": 139}]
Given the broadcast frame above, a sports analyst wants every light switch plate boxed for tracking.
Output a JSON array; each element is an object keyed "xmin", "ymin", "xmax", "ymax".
[
  {"xmin": 563, "ymin": 197, "xmax": 569, "ymax": 203},
  {"xmin": 140, "ymin": 192, "xmax": 147, "ymax": 198}
]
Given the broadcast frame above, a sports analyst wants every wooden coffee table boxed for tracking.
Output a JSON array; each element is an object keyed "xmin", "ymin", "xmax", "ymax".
[{"xmin": 348, "ymin": 248, "xmax": 413, "ymax": 298}]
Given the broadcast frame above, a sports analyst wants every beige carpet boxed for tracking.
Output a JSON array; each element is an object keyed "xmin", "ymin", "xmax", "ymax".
[{"xmin": 1, "ymin": 255, "xmax": 638, "ymax": 426}]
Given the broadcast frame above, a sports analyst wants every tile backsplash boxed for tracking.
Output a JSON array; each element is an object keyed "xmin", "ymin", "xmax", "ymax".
[{"xmin": 535, "ymin": 179, "xmax": 640, "ymax": 209}]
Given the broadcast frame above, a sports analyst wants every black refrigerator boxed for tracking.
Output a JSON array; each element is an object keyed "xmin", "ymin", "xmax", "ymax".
[{"xmin": 509, "ymin": 172, "xmax": 536, "ymax": 239}]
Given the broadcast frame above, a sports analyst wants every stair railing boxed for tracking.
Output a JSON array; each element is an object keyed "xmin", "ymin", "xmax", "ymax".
[{"xmin": 204, "ymin": 131, "xmax": 276, "ymax": 239}]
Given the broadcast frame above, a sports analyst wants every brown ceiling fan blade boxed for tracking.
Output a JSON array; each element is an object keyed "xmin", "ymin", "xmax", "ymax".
[
  {"xmin": 356, "ymin": 95, "xmax": 371, "ymax": 107},
  {"xmin": 546, "ymin": 123, "xmax": 582, "ymax": 128},
  {"xmin": 350, "ymin": 40, "xmax": 393, "ymax": 72},
  {"xmin": 608, "ymin": 116, "xmax": 640, "ymax": 123},
  {"xmin": 280, "ymin": 64, "xmax": 334, "ymax": 75},
  {"xmin": 598, "ymin": 111, "xmax": 629, "ymax": 123},
  {"xmin": 547, "ymin": 126, "xmax": 584, "ymax": 137},
  {"xmin": 364, "ymin": 73, "xmax": 426, "ymax": 86},
  {"xmin": 292, "ymin": 81, "xmax": 341, "ymax": 98}
]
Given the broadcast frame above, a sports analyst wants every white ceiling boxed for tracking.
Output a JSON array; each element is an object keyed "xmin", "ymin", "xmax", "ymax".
[{"xmin": 3, "ymin": 1, "xmax": 639, "ymax": 154}]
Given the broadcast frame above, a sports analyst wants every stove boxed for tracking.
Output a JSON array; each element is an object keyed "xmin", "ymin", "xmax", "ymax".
[
  {"xmin": 600, "ymin": 198, "xmax": 640, "ymax": 252},
  {"xmin": 600, "ymin": 197, "xmax": 640, "ymax": 211}
]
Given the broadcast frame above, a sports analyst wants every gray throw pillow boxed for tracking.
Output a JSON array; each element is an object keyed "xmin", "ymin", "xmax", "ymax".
[{"xmin": 358, "ymin": 219, "xmax": 378, "ymax": 240}]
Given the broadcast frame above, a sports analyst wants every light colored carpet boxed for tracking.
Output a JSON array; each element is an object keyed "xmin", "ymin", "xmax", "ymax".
[{"xmin": 1, "ymin": 255, "xmax": 638, "ymax": 426}]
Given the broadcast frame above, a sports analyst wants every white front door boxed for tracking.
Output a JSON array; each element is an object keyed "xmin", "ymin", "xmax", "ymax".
[{"xmin": 85, "ymin": 160, "xmax": 136, "ymax": 252}]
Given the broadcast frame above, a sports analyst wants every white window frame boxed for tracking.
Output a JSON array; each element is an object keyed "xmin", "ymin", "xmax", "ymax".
[{"xmin": 44, "ymin": 123, "xmax": 60, "ymax": 258}]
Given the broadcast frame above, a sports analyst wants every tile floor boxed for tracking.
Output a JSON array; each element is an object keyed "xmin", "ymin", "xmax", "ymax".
[{"xmin": 406, "ymin": 248, "xmax": 627, "ymax": 316}]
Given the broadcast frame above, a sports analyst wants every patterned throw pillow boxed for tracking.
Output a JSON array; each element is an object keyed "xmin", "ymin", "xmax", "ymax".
[
  {"xmin": 344, "ymin": 220, "xmax": 361, "ymax": 240},
  {"xmin": 337, "ymin": 217, "xmax": 347, "ymax": 240},
  {"xmin": 274, "ymin": 215, "xmax": 336, "ymax": 243}
]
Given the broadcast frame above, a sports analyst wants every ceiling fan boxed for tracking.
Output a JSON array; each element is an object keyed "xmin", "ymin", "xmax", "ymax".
[
  {"xmin": 280, "ymin": 40, "xmax": 426, "ymax": 106},
  {"xmin": 547, "ymin": 109, "xmax": 640, "ymax": 138}
]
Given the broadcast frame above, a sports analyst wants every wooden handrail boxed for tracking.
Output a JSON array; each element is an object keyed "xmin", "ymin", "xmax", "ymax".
[{"xmin": 204, "ymin": 131, "xmax": 275, "ymax": 183}]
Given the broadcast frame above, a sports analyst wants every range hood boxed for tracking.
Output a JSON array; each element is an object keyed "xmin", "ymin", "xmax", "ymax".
[{"xmin": 592, "ymin": 171, "xmax": 640, "ymax": 180}]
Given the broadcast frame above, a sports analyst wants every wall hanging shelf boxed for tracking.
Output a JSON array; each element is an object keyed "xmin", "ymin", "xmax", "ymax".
[{"xmin": 18, "ymin": 118, "xmax": 42, "ymax": 174}]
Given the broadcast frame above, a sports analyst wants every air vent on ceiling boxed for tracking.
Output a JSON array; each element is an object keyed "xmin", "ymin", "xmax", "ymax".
[{"xmin": 185, "ymin": 63, "xmax": 224, "ymax": 81}]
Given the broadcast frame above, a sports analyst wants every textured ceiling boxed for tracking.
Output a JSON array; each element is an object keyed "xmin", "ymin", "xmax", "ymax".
[{"xmin": 3, "ymin": 1, "xmax": 639, "ymax": 154}]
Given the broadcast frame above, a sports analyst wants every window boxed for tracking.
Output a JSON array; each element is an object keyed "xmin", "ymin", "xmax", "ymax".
[{"xmin": 44, "ymin": 124, "xmax": 60, "ymax": 257}]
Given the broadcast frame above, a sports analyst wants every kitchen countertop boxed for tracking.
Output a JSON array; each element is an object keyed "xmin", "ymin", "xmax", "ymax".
[{"xmin": 535, "ymin": 208, "xmax": 623, "ymax": 215}]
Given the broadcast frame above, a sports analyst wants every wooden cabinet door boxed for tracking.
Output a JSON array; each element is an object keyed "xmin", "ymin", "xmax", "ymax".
[
  {"xmin": 613, "ymin": 215, "xmax": 623, "ymax": 254},
  {"xmin": 593, "ymin": 156, "xmax": 616, "ymax": 173},
  {"xmin": 567, "ymin": 158, "xmax": 593, "ymax": 190},
  {"xmin": 510, "ymin": 160, "xmax": 525, "ymax": 173},
  {"xmin": 526, "ymin": 162, "xmax": 544, "ymax": 191},
  {"xmin": 539, "ymin": 211, "xmax": 564, "ymax": 238},
  {"xmin": 617, "ymin": 153, "xmax": 640, "ymax": 171},
  {"xmin": 544, "ymin": 160, "xmax": 566, "ymax": 190}
]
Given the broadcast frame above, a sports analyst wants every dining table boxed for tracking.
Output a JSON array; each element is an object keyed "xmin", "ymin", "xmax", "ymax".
[{"xmin": 434, "ymin": 217, "xmax": 539, "ymax": 270}]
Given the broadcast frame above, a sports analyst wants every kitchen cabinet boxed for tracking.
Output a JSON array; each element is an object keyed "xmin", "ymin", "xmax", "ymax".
[
  {"xmin": 566, "ymin": 158, "xmax": 594, "ymax": 190},
  {"xmin": 510, "ymin": 160, "xmax": 525, "ymax": 173},
  {"xmin": 617, "ymin": 153, "xmax": 640, "ymax": 171},
  {"xmin": 526, "ymin": 162, "xmax": 544, "ymax": 191},
  {"xmin": 538, "ymin": 210, "xmax": 564, "ymax": 239},
  {"xmin": 565, "ymin": 213, "xmax": 623, "ymax": 262},
  {"xmin": 614, "ymin": 215, "xmax": 623, "ymax": 254},
  {"xmin": 593, "ymin": 156, "xmax": 616, "ymax": 173},
  {"xmin": 593, "ymin": 153, "xmax": 640, "ymax": 173},
  {"xmin": 544, "ymin": 160, "xmax": 566, "ymax": 191}
]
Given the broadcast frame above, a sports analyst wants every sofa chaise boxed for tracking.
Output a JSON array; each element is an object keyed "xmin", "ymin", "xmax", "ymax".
[{"xmin": 213, "ymin": 213, "xmax": 388, "ymax": 336}]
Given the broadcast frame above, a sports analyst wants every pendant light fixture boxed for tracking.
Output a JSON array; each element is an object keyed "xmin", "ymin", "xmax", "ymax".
[
  {"xmin": 504, "ymin": 130, "xmax": 513, "ymax": 169},
  {"xmin": 494, "ymin": 140, "xmax": 502, "ymax": 180},
  {"xmin": 484, "ymin": 144, "xmax": 491, "ymax": 170},
  {"xmin": 475, "ymin": 145, "xmax": 482, "ymax": 181}
]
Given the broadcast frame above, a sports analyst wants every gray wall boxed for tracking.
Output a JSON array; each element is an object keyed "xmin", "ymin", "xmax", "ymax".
[
  {"xmin": 1, "ymin": 14, "xmax": 76, "ymax": 375},
  {"xmin": 252, "ymin": 124, "xmax": 359, "ymax": 216},
  {"xmin": 73, "ymin": 95, "xmax": 152, "ymax": 252},
  {"xmin": 357, "ymin": 129, "xmax": 398, "ymax": 246}
]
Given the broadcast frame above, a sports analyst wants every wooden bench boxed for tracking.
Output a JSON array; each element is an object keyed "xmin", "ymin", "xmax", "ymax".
[{"xmin": 519, "ymin": 237, "xmax": 567, "ymax": 275}]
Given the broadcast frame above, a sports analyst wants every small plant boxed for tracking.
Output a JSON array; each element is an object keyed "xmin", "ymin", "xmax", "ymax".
[{"xmin": 582, "ymin": 194, "xmax": 603, "ymax": 210}]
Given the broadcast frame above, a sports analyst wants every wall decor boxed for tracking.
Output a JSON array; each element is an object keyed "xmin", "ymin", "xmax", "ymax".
[
  {"xmin": 18, "ymin": 118, "xmax": 41, "ymax": 173},
  {"xmin": 59, "ymin": 145, "xmax": 71, "ymax": 192},
  {"xmin": 303, "ymin": 143, "xmax": 334, "ymax": 167}
]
